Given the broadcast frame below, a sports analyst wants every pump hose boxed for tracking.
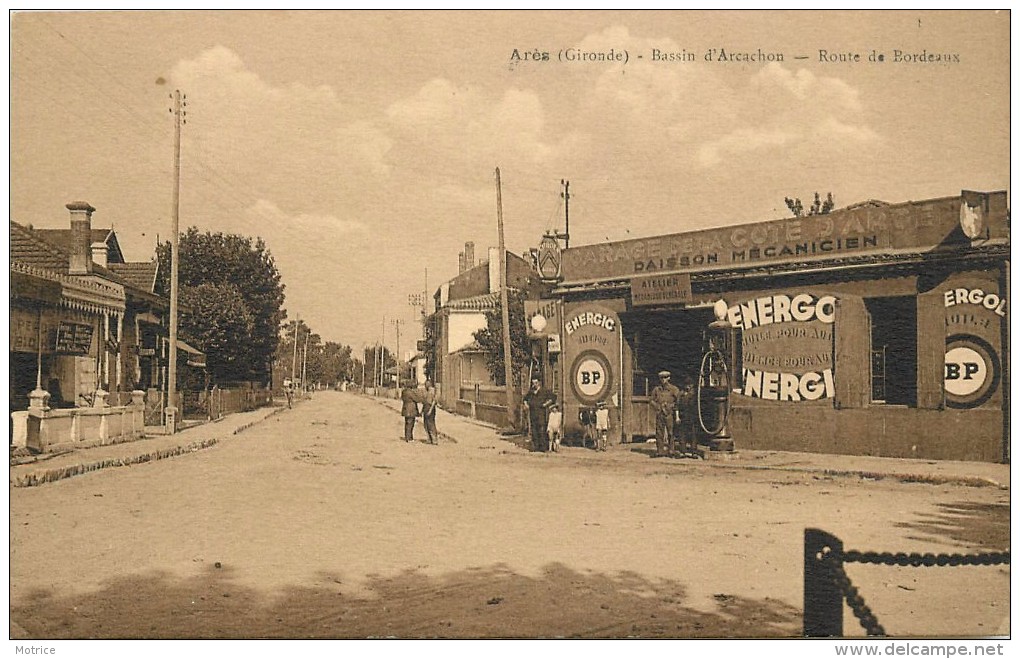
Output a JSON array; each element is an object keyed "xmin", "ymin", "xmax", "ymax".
[{"xmin": 697, "ymin": 349, "xmax": 729, "ymax": 436}]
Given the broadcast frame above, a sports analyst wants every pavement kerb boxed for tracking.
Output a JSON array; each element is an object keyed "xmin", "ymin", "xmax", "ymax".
[
  {"xmin": 362, "ymin": 394, "xmax": 1008, "ymax": 490},
  {"xmin": 684, "ymin": 460, "xmax": 1008, "ymax": 490},
  {"xmin": 10, "ymin": 404, "xmax": 286, "ymax": 488}
]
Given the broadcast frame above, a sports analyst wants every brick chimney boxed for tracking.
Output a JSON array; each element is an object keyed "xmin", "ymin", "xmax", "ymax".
[
  {"xmin": 464, "ymin": 241, "xmax": 475, "ymax": 269},
  {"xmin": 458, "ymin": 251, "xmax": 466, "ymax": 274},
  {"xmin": 66, "ymin": 201, "xmax": 96, "ymax": 275}
]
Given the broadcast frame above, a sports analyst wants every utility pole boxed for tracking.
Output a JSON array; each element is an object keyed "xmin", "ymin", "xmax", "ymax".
[
  {"xmin": 301, "ymin": 335, "xmax": 308, "ymax": 394},
  {"xmin": 391, "ymin": 319, "xmax": 403, "ymax": 389},
  {"xmin": 291, "ymin": 315, "xmax": 300, "ymax": 384},
  {"xmin": 362, "ymin": 346, "xmax": 367, "ymax": 390},
  {"xmin": 166, "ymin": 89, "xmax": 185, "ymax": 434},
  {"xmin": 495, "ymin": 167, "xmax": 516, "ymax": 429},
  {"xmin": 560, "ymin": 179, "xmax": 571, "ymax": 249},
  {"xmin": 380, "ymin": 316, "xmax": 386, "ymax": 389}
]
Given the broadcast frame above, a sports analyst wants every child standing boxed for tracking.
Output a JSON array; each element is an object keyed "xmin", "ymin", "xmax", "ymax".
[
  {"xmin": 546, "ymin": 404, "xmax": 562, "ymax": 452},
  {"xmin": 595, "ymin": 401, "xmax": 610, "ymax": 452}
]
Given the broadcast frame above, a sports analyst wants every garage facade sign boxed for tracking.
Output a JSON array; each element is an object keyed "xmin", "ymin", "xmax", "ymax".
[{"xmin": 727, "ymin": 293, "xmax": 837, "ymax": 402}]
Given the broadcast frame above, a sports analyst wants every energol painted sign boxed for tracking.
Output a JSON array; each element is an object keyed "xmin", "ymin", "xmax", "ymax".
[
  {"xmin": 728, "ymin": 293, "xmax": 836, "ymax": 401},
  {"xmin": 942, "ymin": 286, "xmax": 1006, "ymax": 409}
]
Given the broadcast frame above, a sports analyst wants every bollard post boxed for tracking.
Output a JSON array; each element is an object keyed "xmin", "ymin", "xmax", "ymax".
[{"xmin": 804, "ymin": 528, "xmax": 844, "ymax": 637}]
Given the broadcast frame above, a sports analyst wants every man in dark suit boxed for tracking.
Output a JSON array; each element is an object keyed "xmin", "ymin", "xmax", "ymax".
[
  {"xmin": 400, "ymin": 385, "xmax": 420, "ymax": 442},
  {"xmin": 523, "ymin": 375, "xmax": 554, "ymax": 452}
]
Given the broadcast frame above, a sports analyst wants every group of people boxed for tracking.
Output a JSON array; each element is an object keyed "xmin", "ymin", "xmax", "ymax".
[
  {"xmin": 400, "ymin": 381, "xmax": 439, "ymax": 444},
  {"xmin": 650, "ymin": 370, "xmax": 698, "ymax": 458},
  {"xmin": 406, "ymin": 371, "xmax": 696, "ymax": 456},
  {"xmin": 522, "ymin": 376, "xmax": 610, "ymax": 453}
]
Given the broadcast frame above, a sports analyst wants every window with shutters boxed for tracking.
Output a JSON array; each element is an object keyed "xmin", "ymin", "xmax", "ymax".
[
  {"xmin": 865, "ymin": 296, "xmax": 917, "ymax": 406},
  {"xmin": 834, "ymin": 296, "xmax": 871, "ymax": 409}
]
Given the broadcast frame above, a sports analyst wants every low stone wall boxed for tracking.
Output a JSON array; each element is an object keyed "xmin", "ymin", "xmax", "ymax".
[{"xmin": 11, "ymin": 391, "xmax": 146, "ymax": 453}]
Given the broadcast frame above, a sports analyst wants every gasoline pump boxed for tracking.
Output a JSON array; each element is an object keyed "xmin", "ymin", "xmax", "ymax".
[{"xmin": 697, "ymin": 299, "xmax": 738, "ymax": 451}]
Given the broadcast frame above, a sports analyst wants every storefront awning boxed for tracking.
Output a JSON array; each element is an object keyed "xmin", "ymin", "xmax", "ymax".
[
  {"xmin": 11, "ymin": 270, "xmax": 62, "ymax": 305},
  {"xmin": 176, "ymin": 339, "xmax": 206, "ymax": 368}
]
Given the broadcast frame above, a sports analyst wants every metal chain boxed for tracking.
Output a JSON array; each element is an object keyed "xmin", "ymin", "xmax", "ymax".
[
  {"xmin": 822, "ymin": 555, "xmax": 887, "ymax": 637},
  {"xmin": 844, "ymin": 550, "xmax": 1010, "ymax": 567}
]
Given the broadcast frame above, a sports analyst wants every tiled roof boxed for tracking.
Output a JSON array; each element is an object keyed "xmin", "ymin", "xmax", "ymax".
[
  {"xmin": 444, "ymin": 291, "xmax": 504, "ymax": 311},
  {"xmin": 108, "ymin": 262, "xmax": 158, "ymax": 294},
  {"xmin": 33, "ymin": 228, "xmax": 122, "ymax": 261},
  {"xmin": 10, "ymin": 221, "xmax": 69, "ymax": 271},
  {"xmin": 10, "ymin": 221, "xmax": 158, "ymax": 298},
  {"xmin": 452, "ymin": 340, "xmax": 485, "ymax": 354}
]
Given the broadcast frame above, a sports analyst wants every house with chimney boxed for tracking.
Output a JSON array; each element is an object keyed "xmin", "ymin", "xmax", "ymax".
[
  {"xmin": 10, "ymin": 201, "xmax": 193, "ymax": 450},
  {"xmin": 426, "ymin": 241, "xmax": 546, "ymax": 421}
]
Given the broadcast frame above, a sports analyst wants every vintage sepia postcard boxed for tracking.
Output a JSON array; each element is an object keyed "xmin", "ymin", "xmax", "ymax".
[{"xmin": 7, "ymin": 9, "xmax": 1011, "ymax": 656}]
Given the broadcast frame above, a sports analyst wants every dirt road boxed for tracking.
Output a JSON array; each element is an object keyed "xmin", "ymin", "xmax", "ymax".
[{"xmin": 9, "ymin": 392, "xmax": 1009, "ymax": 638}]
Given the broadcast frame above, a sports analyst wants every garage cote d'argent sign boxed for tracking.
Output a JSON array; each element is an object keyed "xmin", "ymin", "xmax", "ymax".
[{"xmin": 560, "ymin": 197, "xmax": 968, "ymax": 281}]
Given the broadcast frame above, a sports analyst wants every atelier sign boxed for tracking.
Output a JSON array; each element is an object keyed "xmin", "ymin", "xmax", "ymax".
[{"xmin": 630, "ymin": 272, "xmax": 692, "ymax": 306}]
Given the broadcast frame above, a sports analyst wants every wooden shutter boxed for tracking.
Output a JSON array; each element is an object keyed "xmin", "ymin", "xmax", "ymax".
[
  {"xmin": 834, "ymin": 295, "xmax": 871, "ymax": 409},
  {"xmin": 916, "ymin": 289, "xmax": 945, "ymax": 409}
]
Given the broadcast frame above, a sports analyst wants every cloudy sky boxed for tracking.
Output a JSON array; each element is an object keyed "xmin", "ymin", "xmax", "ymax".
[{"xmin": 9, "ymin": 10, "xmax": 1010, "ymax": 352}]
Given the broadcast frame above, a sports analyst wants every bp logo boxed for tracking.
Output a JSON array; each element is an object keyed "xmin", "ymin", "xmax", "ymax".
[
  {"xmin": 944, "ymin": 334, "xmax": 999, "ymax": 409},
  {"xmin": 570, "ymin": 350, "xmax": 612, "ymax": 404}
]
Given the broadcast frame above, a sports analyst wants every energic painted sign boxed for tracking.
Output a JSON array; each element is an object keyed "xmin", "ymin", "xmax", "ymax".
[{"xmin": 562, "ymin": 304, "xmax": 620, "ymax": 406}]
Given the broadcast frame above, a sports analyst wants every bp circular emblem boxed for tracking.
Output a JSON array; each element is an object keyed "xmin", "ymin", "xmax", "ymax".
[
  {"xmin": 570, "ymin": 350, "xmax": 612, "ymax": 404},
  {"xmin": 944, "ymin": 334, "xmax": 999, "ymax": 409}
]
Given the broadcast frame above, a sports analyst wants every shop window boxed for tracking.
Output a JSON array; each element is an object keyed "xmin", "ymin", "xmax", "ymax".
[{"xmin": 865, "ymin": 296, "xmax": 917, "ymax": 406}]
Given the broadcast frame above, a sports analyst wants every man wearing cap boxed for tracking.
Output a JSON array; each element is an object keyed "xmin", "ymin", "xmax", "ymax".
[
  {"xmin": 523, "ymin": 375, "xmax": 554, "ymax": 452},
  {"xmin": 400, "ymin": 384, "xmax": 421, "ymax": 442},
  {"xmin": 650, "ymin": 370, "xmax": 681, "ymax": 457}
]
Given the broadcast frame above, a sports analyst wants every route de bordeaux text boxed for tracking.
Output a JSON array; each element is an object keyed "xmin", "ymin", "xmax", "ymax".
[{"xmin": 510, "ymin": 47, "xmax": 958, "ymax": 65}]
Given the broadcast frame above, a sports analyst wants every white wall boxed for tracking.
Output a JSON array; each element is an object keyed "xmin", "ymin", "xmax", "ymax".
[
  {"xmin": 487, "ymin": 246, "xmax": 499, "ymax": 292},
  {"xmin": 448, "ymin": 312, "xmax": 488, "ymax": 354}
]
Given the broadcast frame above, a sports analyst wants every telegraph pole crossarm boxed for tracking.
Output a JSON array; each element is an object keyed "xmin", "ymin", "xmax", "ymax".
[{"xmin": 557, "ymin": 179, "xmax": 570, "ymax": 249}]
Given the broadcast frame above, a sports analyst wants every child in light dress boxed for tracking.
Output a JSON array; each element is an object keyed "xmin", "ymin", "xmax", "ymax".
[
  {"xmin": 546, "ymin": 404, "xmax": 563, "ymax": 452},
  {"xmin": 595, "ymin": 401, "xmax": 610, "ymax": 452}
]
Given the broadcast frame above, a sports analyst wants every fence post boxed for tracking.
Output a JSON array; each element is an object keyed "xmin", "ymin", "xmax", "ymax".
[{"xmin": 804, "ymin": 528, "xmax": 844, "ymax": 637}]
